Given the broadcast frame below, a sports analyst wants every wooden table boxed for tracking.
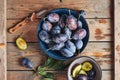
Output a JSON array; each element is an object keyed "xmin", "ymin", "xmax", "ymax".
[{"xmin": 1, "ymin": 0, "xmax": 120, "ymax": 80}]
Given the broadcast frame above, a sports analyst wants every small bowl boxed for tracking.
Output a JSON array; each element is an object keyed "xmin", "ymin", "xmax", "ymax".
[
  {"xmin": 37, "ymin": 8, "xmax": 89, "ymax": 60},
  {"xmin": 68, "ymin": 56, "xmax": 102, "ymax": 80}
]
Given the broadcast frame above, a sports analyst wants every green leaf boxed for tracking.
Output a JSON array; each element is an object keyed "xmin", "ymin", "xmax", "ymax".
[
  {"xmin": 37, "ymin": 66, "xmax": 44, "ymax": 71},
  {"xmin": 38, "ymin": 71, "xmax": 53, "ymax": 79},
  {"xmin": 43, "ymin": 78, "xmax": 53, "ymax": 80},
  {"xmin": 38, "ymin": 71, "xmax": 47, "ymax": 76},
  {"xmin": 51, "ymin": 60, "xmax": 63, "ymax": 70},
  {"xmin": 45, "ymin": 57, "xmax": 56, "ymax": 68},
  {"xmin": 45, "ymin": 72, "xmax": 53, "ymax": 79}
]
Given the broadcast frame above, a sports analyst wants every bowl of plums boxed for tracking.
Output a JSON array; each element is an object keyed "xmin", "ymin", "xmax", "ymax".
[
  {"xmin": 68, "ymin": 56, "xmax": 102, "ymax": 80},
  {"xmin": 38, "ymin": 8, "xmax": 89, "ymax": 60}
]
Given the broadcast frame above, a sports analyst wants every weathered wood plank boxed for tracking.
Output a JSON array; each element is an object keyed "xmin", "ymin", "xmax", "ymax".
[
  {"xmin": 0, "ymin": 0, "xmax": 7, "ymax": 80},
  {"xmin": 7, "ymin": 42, "xmax": 113, "ymax": 70},
  {"xmin": 7, "ymin": 71, "xmax": 113, "ymax": 80},
  {"xmin": 7, "ymin": 0, "xmax": 111, "ymax": 19},
  {"xmin": 114, "ymin": 0, "xmax": 120, "ymax": 80},
  {"xmin": 7, "ymin": 19, "xmax": 112, "ymax": 42}
]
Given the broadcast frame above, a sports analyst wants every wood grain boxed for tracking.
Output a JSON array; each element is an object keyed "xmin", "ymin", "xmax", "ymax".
[
  {"xmin": 6, "ymin": 0, "xmax": 113, "ymax": 80},
  {"xmin": 7, "ymin": 71, "xmax": 113, "ymax": 80},
  {"xmin": 7, "ymin": 42, "xmax": 113, "ymax": 70},
  {"xmin": 114, "ymin": 0, "xmax": 120, "ymax": 80},
  {"xmin": 7, "ymin": 19, "xmax": 112, "ymax": 42},
  {"xmin": 0, "ymin": 0, "xmax": 7, "ymax": 80},
  {"xmin": 7, "ymin": 0, "xmax": 111, "ymax": 19}
]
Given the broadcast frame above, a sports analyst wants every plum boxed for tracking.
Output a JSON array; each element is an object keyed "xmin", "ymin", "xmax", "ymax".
[
  {"xmin": 39, "ymin": 30, "xmax": 51, "ymax": 44},
  {"xmin": 64, "ymin": 27, "xmax": 72, "ymax": 39},
  {"xmin": 66, "ymin": 15, "xmax": 77, "ymax": 30},
  {"xmin": 87, "ymin": 69, "xmax": 96, "ymax": 77},
  {"xmin": 72, "ymin": 29, "xmax": 87, "ymax": 40},
  {"xmin": 51, "ymin": 25, "xmax": 61, "ymax": 35},
  {"xmin": 59, "ymin": 14, "xmax": 67, "ymax": 28},
  {"xmin": 42, "ymin": 21, "xmax": 52, "ymax": 32},
  {"xmin": 52, "ymin": 34, "xmax": 68, "ymax": 43},
  {"xmin": 48, "ymin": 42, "xmax": 65, "ymax": 51},
  {"xmin": 66, "ymin": 40, "xmax": 76, "ymax": 53},
  {"xmin": 75, "ymin": 40, "xmax": 83, "ymax": 50},
  {"xmin": 47, "ymin": 13, "xmax": 60, "ymax": 23},
  {"xmin": 60, "ymin": 48, "xmax": 74, "ymax": 57},
  {"xmin": 76, "ymin": 74, "xmax": 88, "ymax": 80},
  {"xmin": 21, "ymin": 57, "xmax": 34, "ymax": 69},
  {"xmin": 78, "ymin": 20, "xmax": 82, "ymax": 28}
]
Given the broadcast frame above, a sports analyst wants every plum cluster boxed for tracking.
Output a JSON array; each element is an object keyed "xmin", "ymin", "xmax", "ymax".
[{"xmin": 39, "ymin": 12, "xmax": 87, "ymax": 57}]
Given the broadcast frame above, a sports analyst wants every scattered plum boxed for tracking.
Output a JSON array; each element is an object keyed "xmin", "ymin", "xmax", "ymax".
[
  {"xmin": 66, "ymin": 15, "xmax": 77, "ymax": 30},
  {"xmin": 47, "ymin": 13, "xmax": 60, "ymax": 23},
  {"xmin": 72, "ymin": 29, "xmax": 87, "ymax": 40},
  {"xmin": 39, "ymin": 30, "xmax": 51, "ymax": 44},
  {"xmin": 21, "ymin": 57, "xmax": 34, "ymax": 69},
  {"xmin": 16, "ymin": 37, "xmax": 27, "ymax": 50},
  {"xmin": 75, "ymin": 40, "xmax": 83, "ymax": 50},
  {"xmin": 60, "ymin": 48, "xmax": 74, "ymax": 57},
  {"xmin": 42, "ymin": 21, "xmax": 52, "ymax": 32}
]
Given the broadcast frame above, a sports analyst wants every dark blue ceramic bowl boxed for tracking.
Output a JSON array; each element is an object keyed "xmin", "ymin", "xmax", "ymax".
[{"xmin": 37, "ymin": 8, "xmax": 89, "ymax": 60}]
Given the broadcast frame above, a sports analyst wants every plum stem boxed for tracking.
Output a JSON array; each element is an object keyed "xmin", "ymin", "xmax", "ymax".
[
  {"xmin": 47, "ymin": 47, "xmax": 52, "ymax": 51},
  {"xmin": 65, "ymin": 25, "xmax": 67, "ymax": 28},
  {"xmin": 68, "ymin": 9, "xmax": 71, "ymax": 15},
  {"xmin": 44, "ymin": 17, "xmax": 47, "ymax": 22},
  {"xmin": 69, "ymin": 38, "xmax": 73, "ymax": 40},
  {"xmin": 32, "ymin": 67, "xmax": 37, "ymax": 72},
  {"xmin": 77, "ymin": 49, "xmax": 81, "ymax": 55},
  {"xmin": 78, "ymin": 14, "xmax": 81, "ymax": 20}
]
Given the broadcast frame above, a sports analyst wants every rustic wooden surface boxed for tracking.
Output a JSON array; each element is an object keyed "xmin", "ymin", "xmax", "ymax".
[
  {"xmin": 114, "ymin": 0, "xmax": 120, "ymax": 80},
  {"xmin": 0, "ymin": 0, "xmax": 7, "ymax": 80},
  {"xmin": 6, "ymin": 0, "xmax": 114, "ymax": 80}
]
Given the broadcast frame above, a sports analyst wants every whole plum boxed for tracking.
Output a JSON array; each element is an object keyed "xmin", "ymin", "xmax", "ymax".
[
  {"xmin": 87, "ymin": 69, "xmax": 96, "ymax": 78},
  {"xmin": 47, "ymin": 13, "xmax": 60, "ymax": 23},
  {"xmin": 72, "ymin": 29, "xmax": 87, "ymax": 40},
  {"xmin": 39, "ymin": 30, "xmax": 51, "ymax": 44},
  {"xmin": 60, "ymin": 48, "xmax": 74, "ymax": 57},
  {"xmin": 66, "ymin": 40, "xmax": 76, "ymax": 53},
  {"xmin": 52, "ymin": 34, "xmax": 68, "ymax": 43},
  {"xmin": 66, "ymin": 15, "xmax": 77, "ymax": 30},
  {"xmin": 64, "ymin": 27, "xmax": 72, "ymax": 39},
  {"xmin": 51, "ymin": 25, "xmax": 61, "ymax": 35},
  {"xmin": 78, "ymin": 20, "xmax": 82, "ymax": 28},
  {"xmin": 21, "ymin": 58, "xmax": 34, "ymax": 69},
  {"xmin": 75, "ymin": 40, "xmax": 83, "ymax": 50},
  {"xmin": 48, "ymin": 42, "xmax": 65, "ymax": 51},
  {"xmin": 42, "ymin": 21, "xmax": 52, "ymax": 32},
  {"xmin": 75, "ymin": 74, "xmax": 88, "ymax": 80},
  {"xmin": 59, "ymin": 14, "xmax": 67, "ymax": 28}
]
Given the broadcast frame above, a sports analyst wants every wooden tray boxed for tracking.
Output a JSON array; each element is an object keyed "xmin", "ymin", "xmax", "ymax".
[{"xmin": 0, "ymin": 0, "xmax": 120, "ymax": 80}]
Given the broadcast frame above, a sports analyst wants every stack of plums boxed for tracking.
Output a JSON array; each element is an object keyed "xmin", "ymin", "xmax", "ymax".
[{"xmin": 39, "ymin": 12, "xmax": 87, "ymax": 57}]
